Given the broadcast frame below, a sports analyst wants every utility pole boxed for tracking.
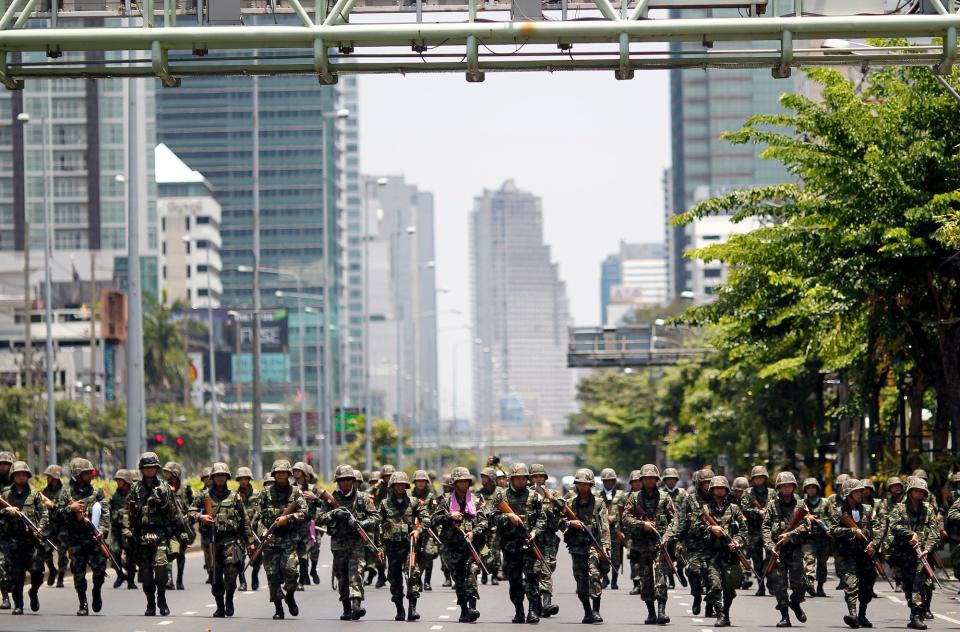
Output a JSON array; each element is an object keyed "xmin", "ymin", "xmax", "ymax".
[
  {"xmin": 89, "ymin": 252, "xmax": 97, "ymax": 427},
  {"xmin": 23, "ymin": 223, "xmax": 30, "ymax": 389},
  {"xmin": 251, "ymin": 74, "xmax": 263, "ymax": 479}
]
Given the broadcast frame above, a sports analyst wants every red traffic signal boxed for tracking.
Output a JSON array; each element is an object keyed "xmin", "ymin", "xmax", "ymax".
[
  {"xmin": 306, "ymin": 453, "xmax": 314, "ymax": 462},
  {"xmin": 175, "ymin": 437, "xmax": 184, "ymax": 447},
  {"xmin": 148, "ymin": 433, "xmax": 165, "ymax": 447}
]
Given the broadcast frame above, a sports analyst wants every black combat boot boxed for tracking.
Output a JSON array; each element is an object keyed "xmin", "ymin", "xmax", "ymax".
[
  {"xmin": 777, "ymin": 606, "xmax": 792, "ymax": 628},
  {"xmin": 310, "ymin": 559, "xmax": 321, "ymax": 585},
  {"xmin": 47, "ymin": 559, "xmax": 57, "ymax": 586},
  {"xmin": 526, "ymin": 602, "xmax": 540, "ymax": 624},
  {"xmin": 11, "ymin": 589, "xmax": 23, "ymax": 615},
  {"xmin": 459, "ymin": 597, "xmax": 472, "ymax": 623},
  {"xmin": 76, "ymin": 589, "xmax": 89, "ymax": 617},
  {"xmin": 922, "ymin": 593, "xmax": 933, "ymax": 620},
  {"xmin": 843, "ymin": 602, "xmax": 860, "ymax": 628},
  {"xmin": 657, "ymin": 599, "xmax": 670, "ymax": 625},
  {"xmin": 225, "ymin": 589, "xmax": 235, "ymax": 617},
  {"xmin": 490, "ymin": 571, "xmax": 499, "ymax": 586},
  {"xmin": 468, "ymin": 597, "xmax": 480, "ymax": 622},
  {"xmin": 602, "ymin": 573, "xmax": 610, "ymax": 589},
  {"xmin": 592, "ymin": 596, "xmax": 603, "ymax": 623},
  {"xmin": 57, "ymin": 569, "xmax": 65, "ymax": 588},
  {"xmin": 678, "ymin": 566, "xmax": 688, "ymax": 588},
  {"xmin": 807, "ymin": 584, "xmax": 816, "ymax": 598},
  {"xmin": 213, "ymin": 594, "xmax": 226, "ymax": 618},
  {"xmin": 542, "ymin": 593, "xmax": 559, "ymax": 617},
  {"xmin": 238, "ymin": 570, "xmax": 247, "ymax": 592},
  {"xmin": 351, "ymin": 597, "xmax": 366, "ymax": 620},
  {"xmin": 284, "ymin": 590, "xmax": 299, "ymax": 616},
  {"xmin": 341, "ymin": 598, "xmax": 353, "ymax": 620},
  {"xmin": 394, "ymin": 595, "xmax": 406, "ymax": 621},
  {"xmin": 816, "ymin": 582, "xmax": 827, "ymax": 598},
  {"xmin": 376, "ymin": 567, "xmax": 387, "ymax": 588},
  {"xmin": 857, "ymin": 601, "xmax": 872, "ymax": 628},
  {"xmin": 706, "ymin": 602, "xmax": 715, "ymax": 618},
  {"xmin": 28, "ymin": 574, "xmax": 41, "ymax": 612},
  {"xmin": 908, "ymin": 607, "xmax": 927, "ymax": 630},
  {"xmin": 692, "ymin": 594, "xmax": 702, "ymax": 615},
  {"xmin": 298, "ymin": 560, "xmax": 309, "ymax": 590},
  {"xmin": 511, "ymin": 598, "xmax": 526, "ymax": 623},
  {"xmin": 166, "ymin": 575, "xmax": 175, "ymax": 591},
  {"xmin": 644, "ymin": 600, "xmax": 657, "ymax": 625},
  {"xmin": 424, "ymin": 565, "xmax": 433, "ymax": 591},
  {"xmin": 407, "ymin": 597, "xmax": 420, "ymax": 621},
  {"xmin": 580, "ymin": 594, "xmax": 597, "ymax": 624},
  {"xmin": 251, "ymin": 567, "xmax": 260, "ymax": 591},
  {"xmin": 157, "ymin": 589, "xmax": 170, "ymax": 616},
  {"xmin": 176, "ymin": 559, "xmax": 185, "ymax": 591},
  {"xmin": 144, "ymin": 588, "xmax": 157, "ymax": 616},
  {"xmin": 631, "ymin": 581, "xmax": 642, "ymax": 595},
  {"xmin": 668, "ymin": 574, "xmax": 676, "ymax": 589},
  {"xmin": 365, "ymin": 567, "xmax": 376, "ymax": 586},
  {"xmin": 718, "ymin": 591, "xmax": 734, "ymax": 627},
  {"xmin": 481, "ymin": 571, "xmax": 488, "ymax": 585},
  {"xmin": 755, "ymin": 578, "xmax": 766, "ymax": 597},
  {"xmin": 611, "ymin": 573, "xmax": 619, "ymax": 590},
  {"xmin": 92, "ymin": 578, "xmax": 103, "ymax": 613},
  {"xmin": 113, "ymin": 571, "xmax": 125, "ymax": 589},
  {"xmin": 790, "ymin": 598, "xmax": 807, "ymax": 623},
  {"xmin": 272, "ymin": 599, "xmax": 285, "ymax": 620}
]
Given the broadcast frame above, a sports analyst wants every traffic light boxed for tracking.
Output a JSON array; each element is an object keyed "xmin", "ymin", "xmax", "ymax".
[
  {"xmin": 306, "ymin": 453, "xmax": 314, "ymax": 463},
  {"xmin": 148, "ymin": 433, "xmax": 164, "ymax": 447},
  {"xmin": 175, "ymin": 437, "xmax": 185, "ymax": 447}
]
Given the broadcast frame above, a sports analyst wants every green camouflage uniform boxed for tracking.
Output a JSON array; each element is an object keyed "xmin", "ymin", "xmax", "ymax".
[
  {"xmin": 671, "ymin": 483, "xmax": 713, "ymax": 608},
  {"xmin": 108, "ymin": 479, "xmax": 136, "ymax": 586},
  {"xmin": 663, "ymin": 485, "xmax": 688, "ymax": 585},
  {"xmin": 801, "ymin": 493, "xmax": 832, "ymax": 592},
  {"xmin": 317, "ymin": 486, "xmax": 380, "ymax": 607},
  {"xmin": 534, "ymin": 488, "xmax": 563, "ymax": 605},
  {"xmin": 41, "ymin": 477, "xmax": 68, "ymax": 586},
  {"xmin": 885, "ymin": 496, "xmax": 939, "ymax": 611},
  {"xmin": 0, "ymin": 480, "xmax": 48, "ymax": 611},
  {"xmin": 564, "ymin": 491, "xmax": 610, "ymax": 600},
  {"xmin": 432, "ymin": 487, "xmax": 487, "ymax": 621},
  {"xmin": 622, "ymin": 488, "xmax": 673, "ymax": 604},
  {"xmin": 200, "ymin": 481, "xmax": 253, "ymax": 615},
  {"xmin": 695, "ymin": 494, "xmax": 748, "ymax": 616},
  {"xmin": 377, "ymin": 489, "xmax": 429, "ymax": 601},
  {"xmin": 53, "ymin": 475, "xmax": 110, "ymax": 607},
  {"xmin": 168, "ymin": 480, "xmax": 195, "ymax": 588},
  {"xmin": 251, "ymin": 482, "xmax": 308, "ymax": 604},
  {"xmin": 411, "ymin": 486, "xmax": 439, "ymax": 586},
  {"xmin": 236, "ymin": 482, "xmax": 261, "ymax": 590},
  {"xmin": 476, "ymin": 481, "xmax": 502, "ymax": 579},
  {"xmin": 825, "ymin": 493, "xmax": 879, "ymax": 612},
  {"xmin": 293, "ymin": 474, "xmax": 320, "ymax": 585},
  {"xmin": 126, "ymin": 473, "xmax": 178, "ymax": 613},
  {"xmin": 761, "ymin": 493, "xmax": 809, "ymax": 610},
  {"xmin": 946, "ymin": 495, "xmax": 960, "ymax": 580},
  {"xmin": 741, "ymin": 484, "xmax": 770, "ymax": 589},
  {"xmin": 494, "ymin": 482, "xmax": 546, "ymax": 617},
  {"xmin": 599, "ymin": 484, "xmax": 627, "ymax": 581}
]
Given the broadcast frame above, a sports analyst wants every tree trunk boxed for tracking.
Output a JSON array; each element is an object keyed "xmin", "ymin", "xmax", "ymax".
[{"xmin": 907, "ymin": 373, "xmax": 926, "ymax": 455}]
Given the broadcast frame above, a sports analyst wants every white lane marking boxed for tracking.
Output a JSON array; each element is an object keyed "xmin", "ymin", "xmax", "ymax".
[
  {"xmin": 888, "ymin": 596, "xmax": 904, "ymax": 604},
  {"xmin": 205, "ymin": 603, "xmax": 216, "ymax": 607},
  {"xmin": 322, "ymin": 564, "xmax": 330, "ymax": 568},
  {"xmin": 701, "ymin": 628, "xmax": 713, "ymax": 632},
  {"xmin": 679, "ymin": 602, "xmax": 689, "ymax": 606},
  {"xmin": 439, "ymin": 615, "xmax": 450, "ymax": 619},
  {"xmin": 156, "ymin": 621, "xmax": 173, "ymax": 626},
  {"xmin": 182, "ymin": 611, "xmax": 197, "ymax": 615},
  {"xmin": 692, "ymin": 618, "xmax": 704, "ymax": 623},
  {"xmin": 446, "ymin": 606, "xmax": 458, "ymax": 611},
  {"xmin": 935, "ymin": 614, "xmax": 960, "ymax": 625},
  {"xmin": 431, "ymin": 626, "xmax": 444, "ymax": 630}
]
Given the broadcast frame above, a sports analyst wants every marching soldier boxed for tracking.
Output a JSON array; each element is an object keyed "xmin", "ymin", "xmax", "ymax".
[
  {"xmin": 742, "ymin": 465, "xmax": 771, "ymax": 597},
  {"xmin": 235, "ymin": 466, "xmax": 260, "ymax": 592},
  {"xmin": 862, "ymin": 479, "xmax": 876, "ymax": 511},
  {"xmin": 801, "ymin": 478, "xmax": 830, "ymax": 597},
  {"xmin": 732, "ymin": 477, "xmax": 749, "ymax": 501},
  {"xmin": 378, "ymin": 471, "xmax": 428, "ymax": 621},
  {"xmin": 292, "ymin": 461, "xmax": 319, "ymax": 589},
  {"xmin": 0, "ymin": 461, "xmax": 47, "ymax": 614},
  {"xmin": 826, "ymin": 478, "xmax": 880, "ymax": 629},
  {"xmin": 40, "ymin": 464, "xmax": 68, "ymax": 588},
  {"xmin": 432, "ymin": 467, "xmax": 486, "ymax": 622},
  {"xmin": 493, "ymin": 463, "xmax": 546, "ymax": 624},
  {"xmin": 197, "ymin": 462, "xmax": 254, "ymax": 618},
  {"xmin": 411, "ymin": 469, "xmax": 439, "ymax": 591},
  {"xmin": 696, "ymin": 476, "xmax": 749, "ymax": 628},
  {"xmin": 476, "ymin": 467, "xmax": 502, "ymax": 585},
  {"xmin": 878, "ymin": 476, "xmax": 906, "ymax": 590},
  {"xmin": 162, "ymin": 461, "xmax": 194, "ymax": 590},
  {"xmin": 887, "ymin": 476, "xmax": 939, "ymax": 629},
  {"xmin": 564, "ymin": 468, "xmax": 611, "ymax": 624},
  {"xmin": 126, "ymin": 452, "xmax": 177, "ymax": 616},
  {"xmin": 363, "ymin": 470, "xmax": 381, "ymax": 586},
  {"xmin": 252, "ymin": 459, "xmax": 308, "ymax": 620},
  {"xmin": 371, "ymin": 465, "xmax": 395, "ymax": 588},
  {"xmin": 622, "ymin": 463, "xmax": 672, "ymax": 625},
  {"xmin": 109, "ymin": 469, "xmax": 137, "ymax": 590},
  {"xmin": 598, "ymin": 468, "xmax": 627, "ymax": 590},
  {"xmin": 0, "ymin": 450, "xmax": 14, "ymax": 609},
  {"xmin": 762, "ymin": 472, "xmax": 809, "ymax": 628},
  {"xmin": 670, "ymin": 468, "xmax": 714, "ymax": 618},
  {"xmin": 827, "ymin": 474, "xmax": 851, "ymax": 590},
  {"xmin": 53, "ymin": 458, "xmax": 109, "ymax": 616},
  {"xmin": 661, "ymin": 467, "xmax": 688, "ymax": 589},
  {"xmin": 627, "ymin": 469, "xmax": 643, "ymax": 592},
  {"xmin": 307, "ymin": 464, "xmax": 323, "ymax": 585},
  {"xmin": 438, "ymin": 474, "xmax": 455, "ymax": 587},
  {"xmin": 946, "ymin": 473, "xmax": 960, "ymax": 585},
  {"xmin": 530, "ymin": 463, "xmax": 562, "ymax": 617},
  {"xmin": 910, "ymin": 469, "xmax": 942, "ymax": 620}
]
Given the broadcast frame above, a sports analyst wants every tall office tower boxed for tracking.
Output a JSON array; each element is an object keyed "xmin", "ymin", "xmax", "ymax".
[
  {"xmin": 470, "ymin": 179, "xmax": 574, "ymax": 438},
  {"xmin": 600, "ymin": 241, "xmax": 668, "ymax": 326},
  {"xmin": 156, "ymin": 48, "xmax": 356, "ymax": 407},
  {"xmin": 361, "ymin": 175, "xmax": 439, "ymax": 456}
]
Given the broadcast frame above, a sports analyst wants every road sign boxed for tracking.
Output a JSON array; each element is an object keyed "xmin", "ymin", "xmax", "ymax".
[{"xmin": 380, "ymin": 447, "xmax": 415, "ymax": 456}]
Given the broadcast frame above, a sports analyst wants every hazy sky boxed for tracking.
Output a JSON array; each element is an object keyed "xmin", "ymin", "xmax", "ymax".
[{"xmin": 358, "ymin": 71, "xmax": 671, "ymax": 418}]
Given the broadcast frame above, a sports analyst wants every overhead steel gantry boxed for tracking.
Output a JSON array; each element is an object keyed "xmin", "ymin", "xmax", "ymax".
[{"xmin": 0, "ymin": 0, "xmax": 955, "ymax": 86}]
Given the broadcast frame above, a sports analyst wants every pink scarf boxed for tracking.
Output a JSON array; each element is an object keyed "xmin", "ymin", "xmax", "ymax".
[{"xmin": 450, "ymin": 491, "xmax": 477, "ymax": 517}]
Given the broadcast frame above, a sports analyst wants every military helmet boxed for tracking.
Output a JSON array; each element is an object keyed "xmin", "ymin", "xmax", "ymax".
[
  {"xmin": 912, "ymin": 468, "xmax": 929, "ymax": 481},
  {"xmin": 10, "ymin": 461, "xmax": 31, "ymax": 478},
  {"xmin": 886, "ymin": 476, "xmax": 904, "ymax": 489},
  {"xmin": 452, "ymin": 467, "xmax": 473, "ymax": 483},
  {"xmin": 292, "ymin": 461, "xmax": 308, "ymax": 473},
  {"xmin": 802, "ymin": 477, "xmax": 821, "ymax": 491},
  {"xmin": 389, "ymin": 471, "xmax": 411, "ymax": 487},
  {"xmin": 0, "ymin": 451, "xmax": 14, "ymax": 464},
  {"xmin": 114, "ymin": 469, "xmax": 133, "ymax": 485},
  {"xmin": 629, "ymin": 469, "xmax": 643, "ymax": 482},
  {"xmin": 236, "ymin": 466, "xmax": 254, "ymax": 480},
  {"xmin": 601, "ymin": 468, "xmax": 618, "ymax": 481},
  {"xmin": 334, "ymin": 464, "xmax": 356, "ymax": 481},
  {"xmin": 481, "ymin": 467, "xmax": 497, "ymax": 480},
  {"xmin": 861, "ymin": 479, "xmax": 875, "ymax": 491},
  {"xmin": 709, "ymin": 475, "xmax": 730, "ymax": 491},
  {"xmin": 381, "ymin": 464, "xmax": 396, "ymax": 476},
  {"xmin": 639, "ymin": 464, "xmax": 661, "ymax": 479},
  {"xmin": 530, "ymin": 463, "xmax": 548, "ymax": 477},
  {"xmin": 351, "ymin": 468, "xmax": 362, "ymax": 481},
  {"xmin": 574, "ymin": 468, "xmax": 595, "ymax": 484},
  {"xmin": 162, "ymin": 461, "xmax": 183, "ymax": 478},
  {"xmin": 413, "ymin": 469, "xmax": 430, "ymax": 482},
  {"xmin": 71, "ymin": 458, "xmax": 94, "ymax": 478},
  {"xmin": 43, "ymin": 464, "xmax": 62, "ymax": 479},
  {"xmin": 442, "ymin": 475, "xmax": 453, "ymax": 487},
  {"xmin": 496, "ymin": 470, "xmax": 507, "ymax": 478},
  {"xmin": 211, "ymin": 462, "xmax": 231, "ymax": 479},
  {"xmin": 138, "ymin": 451, "xmax": 161, "ymax": 469},
  {"xmin": 750, "ymin": 465, "xmax": 769, "ymax": 479},
  {"xmin": 951, "ymin": 472, "xmax": 960, "ymax": 484},
  {"xmin": 841, "ymin": 478, "xmax": 864, "ymax": 497},
  {"xmin": 270, "ymin": 459, "xmax": 293, "ymax": 475},
  {"xmin": 697, "ymin": 468, "xmax": 716, "ymax": 485},
  {"xmin": 201, "ymin": 467, "xmax": 213, "ymax": 479},
  {"xmin": 509, "ymin": 463, "xmax": 530, "ymax": 478},
  {"xmin": 663, "ymin": 468, "xmax": 680, "ymax": 480},
  {"xmin": 732, "ymin": 476, "xmax": 750, "ymax": 491},
  {"xmin": 369, "ymin": 471, "xmax": 381, "ymax": 483},
  {"xmin": 361, "ymin": 470, "xmax": 371, "ymax": 482},
  {"xmin": 775, "ymin": 472, "xmax": 797, "ymax": 488},
  {"xmin": 834, "ymin": 473, "xmax": 850, "ymax": 488},
  {"xmin": 906, "ymin": 476, "xmax": 929, "ymax": 496},
  {"xmin": 263, "ymin": 475, "xmax": 275, "ymax": 485}
]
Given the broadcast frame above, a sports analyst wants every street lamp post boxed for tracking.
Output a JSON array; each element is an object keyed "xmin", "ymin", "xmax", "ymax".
[
  {"xmin": 185, "ymin": 235, "xmax": 220, "ymax": 461},
  {"xmin": 18, "ymin": 111, "xmax": 57, "ymax": 465}
]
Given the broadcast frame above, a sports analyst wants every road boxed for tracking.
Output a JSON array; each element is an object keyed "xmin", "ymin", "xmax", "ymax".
[{"xmin": 3, "ymin": 547, "xmax": 960, "ymax": 631}]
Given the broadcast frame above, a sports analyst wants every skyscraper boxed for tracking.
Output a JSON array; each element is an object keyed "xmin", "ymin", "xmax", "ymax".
[
  {"xmin": 470, "ymin": 180, "xmax": 574, "ymax": 438},
  {"xmin": 600, "ymin": 242, "xmax": 668, "ymax": 325}
]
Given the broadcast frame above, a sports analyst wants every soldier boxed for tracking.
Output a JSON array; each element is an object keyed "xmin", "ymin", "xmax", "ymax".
[
  {"xmin": 363, "ymin": 470, "xmax": 381, "ymax": 586},
  {"xmin": 564, "ymin": 468, "xmax": 611, "ymax": 624},
  {"xmin": 194, "ymin": 466, "xmax": 214, "ymax": 585},
  {"xmin": 801, "ymin": 478, "xmax": 830, "ymax": 598},
  {"xmin": 878, "ymin": 477, "xmax": 906, "ymax": 590},
  {"xmin": 946, "ymin": 473, "xmax": 960, "ymax": 585},
  {"xmin": 307, "ymin": 464, "xmax": 323, "ymax": 585},
  {"xmin": 291, "ymin": 461, "xmax": 319, "ymax": 589},
  {"xmin": 827, "ymin": 474, "xmax": 852, "ymax": 590},
  {"xmin": 0, "ymin": 461, "xmax": 47, "ymax": 614},
  {"xmin": 826, "ymin": 477, "xmax": 880, "ymax": 629},
  {"xmin": 530, "ymin": 463, "xmax": 562, "ymax": 617},
  {"xmin": 732, "ymin": 477, "xmax": 749, "ymax": 501},
  {"xmin": 432, "ymin": 467, "xmax": 486, "ymax": 623},
  {"xmin": 670, "ymin": 468, "xmax": 715, "ymax": 617},
  {"xmin": 39, "ymin": 464, "xmax": 68, "ymax": 588},
  {"xmin": 252, "ymin": 459, "xmax": 308, "ymax": 620},
  {"xmin": 662, "ymin": 467, "xmax": 688, "ymax": 589},
  {"xmin": 627, "ymin": 469, "xmax": 643, "ymax": 592},
  {"xmin": 476, "ymin": 466, "xmax": 502, "ymax": 585},
  {"xmin": 235, "ymin": 467, "xmax": 260, "ymax": 592},
  {"xmin": 317, "ymin": 464, "xmax": 380, "ymax": 621},
  {"xmin": 198, "ymin": 462, "xmax": 254, "ymax": 618},
  {"xmin": 622, "ymin": 463, "xmax": 672, "ymax": 625},
  {"xmin": 378, "ymin": 471, "xmax": 428, "ymax": 621},
  {"xmin": 438, "ymin": 474, "xmax": 455, "ymax": 587},
  {"xmin": 910, "ymin": 470, "xmax": 943, "ymax": 619},
  {"xmin": 696, "ymin": 475, "xmax": 749, "ymax": 628},
  {"xmin": 371, "ymin": 464, "xmax": 395, "ymax": 588},
  {"xmin": 109, "ymin": 469, "xmax": 137, "ymax": 590},
  {"xmin": 862, "ymin": 479, "xmax": 876, "ymax": 510},
  {"xmin": 598, "ymin": 468, "xmax": 626, "ymax": 590},
  {"xmin": 162, "ymin": 461, "xmax": 194, "ymax": 590},
  {"xmin": 0, "ymin": 450, "xmax": 13, "ymax": 609},
  {"xmin": 493, "ymin": 463, "xmax": 546, "ymax": 624},
  {"xmin": 411, "ymin": 469, "xmax": 439, "ymax": 591},
  {"xmin": 888, "ymin": 477, "xmax": 939, "ymax": 629},
  {"xmin": 742, "ymin": 465, "xmax": 771, "ymax": 597},
  {"xmin": 762, "ymin": 472, "xmax": 809, "ymax": 628},
  {"xmin": 126, "ymin": 452, "xmax": 177, "ymax": 616},
  {"xmin": 52, "ymin": 458, "xmax": 109, "ymax": 616}
]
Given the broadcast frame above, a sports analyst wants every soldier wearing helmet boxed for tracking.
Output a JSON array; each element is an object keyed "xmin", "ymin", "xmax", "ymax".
[
  {"xmin": 232, "ymin": 466, "xmax": 259, "ymax": 591},
  {"xmin": 673, "ymin": 468, "xmax": 715, "ymax": 618},
  {"xmin": 290, "ymin": 461, "xmax": 320, "ymax": 589},
  {"xmin": 0, "ymin": 461, "xmax": 46, "ymax": 615},
  {"xmin": 38, "ymin": 464, "xmax": 68, "ymax": 588},
  {"xmin": 660, "ymin": 467, "xmax": 688, "ymax": 590},
  {"xmin": 947, "ymin": 473, "xmax": 960, "ymax": 592},
  {"xmin": 160, "ymin": 461, "xmax": 194, "ymax": 591},
  {"xmin": 126, "ymin": 452, "xmax": 177, "ymax": 616},
  {"xmin": 763, "ymin": 471, "xmax": 808, "ymax": 627},
  {"xmin": 476, "ymin": 466, "xmax": 502, "ymax": 586},
  {"xmin": 699, "ymin": 475, "xmax": 748, "ymax": 627},
  {"xmin": 886, "ymin": 477, "xmax": 938, "ymax": 628},
  {"xmin": 741, "ymin": 465, "xmax": 771, "ymax": 597},
  {"xmin": 317, "ymin": 464, "xmax": 380, "ymax": 621},
  {"xmin": 732, "ymin": 477, "xmax": 750, "ymax": 499},
  {"xmin": 622, "ymin": 465, "xmax": 673, "ymax": 624},
  {"xmin": 376, "ymin": 471, "xmax": 429, "ymax": 621},
  {"xmin": 0, "ymin": 450, "xmax": 14, "ymax": 493},
  {"xmin": 369, "ymin": 465, "xmax": 397, "ymax": 588},
  {"xmin": 564, "ymin": 468, "xmax": 611, "ymax": 624},
  {"xmin": 198, "ymin": 462, "xmax": 253, "ymax": 618},
  {"xmin": 408, "ymin": 470, "xmax": 439, "ymax": 592},
  {"xmin": 251, "ymin": 460, "xmax": 309, "ymax": 620},
  {"xmin": 596, "ymin": 468, "xmax": 626, "ymax": 590},
  {"xmin": 493, "ymin": 462, "xmax": 547, "ymax": 624},
  {"xmin": 527, "ymin": 464, "xmax": 561, "ymax": 617},
  {"xmin": 107, "ymin": 469, "xmax": 136, "ymax": 591},
  {"xmin": 800, "ymin": 477, "xmax": 830, "ymax": 597},
  {"xmin": 860, "ymin": 479, "xmax": 876, "ymax": 509}
]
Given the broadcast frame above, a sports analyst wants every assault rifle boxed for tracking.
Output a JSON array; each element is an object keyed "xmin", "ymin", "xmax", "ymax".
[
  {"xmin": 764, "ymin": 504, "xmax": 808, "ymax": 575},
  {"xmin": 701, "ymin": 505, "xmax": 759, "ymax": 581},
  {"xmin": 246, "ymin": 498, "xmax": 298, "ymax": 566},
  {"xmin": 543, "ymin": 487, "xmax": 610, "ymax": 563},
  {"xmin": 0, "ymin": 494, "xmax": 59, "ymax": 552},
  {"xmin": 632, "ymin": 494, "xmax": 675, "ymax": 575},
  {"xmin": 440, "ymin": 504, "xmax": 489, "ymax": 575},
  {"xmin": 64, "ymin": 495, "xmax": 123, "ymax": 576},
  {"xmin": 496, "ymin": 498, "xmax": 544, "ymax": 561},
  {"xmin": 203, "ymin": 495, "xmax": 218, "ymax": 577},
  {"xmin": 838, "ymin": 513, "xmax": 896, "ymax": 591},
  {"xmin": 319, "ymin": 489, "xmax": 385, "ymax": 564},
  {"xmin": 915, "ymin": 544, "xmax": 944, "ymax": 591}
]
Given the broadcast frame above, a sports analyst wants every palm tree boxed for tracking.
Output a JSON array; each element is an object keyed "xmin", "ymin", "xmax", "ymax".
[{"xmin": 143, "ymin": 292, "xmax": 190, "ymax": 401}]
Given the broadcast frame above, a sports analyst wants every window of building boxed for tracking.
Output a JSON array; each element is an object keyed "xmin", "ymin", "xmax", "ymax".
[
  {"xmin": 198, "ymin": 288, "xmax": 209, "ymax": 297},
  {"xmin": 186, "ymin": 265, "xmax": 192, "ymax": 278},
  {"xmin": 197, "ymin": 263, "xmax": 208, "ymax": 273},
  {"xmin": 703, "ymin": 268, "xmax": 723, "ymax": 279}
]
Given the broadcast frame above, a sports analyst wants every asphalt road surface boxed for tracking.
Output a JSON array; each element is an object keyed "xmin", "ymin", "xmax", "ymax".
[{"xmin": 4, "ymin": 547, "xmax": 960, "ymax": 631}]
